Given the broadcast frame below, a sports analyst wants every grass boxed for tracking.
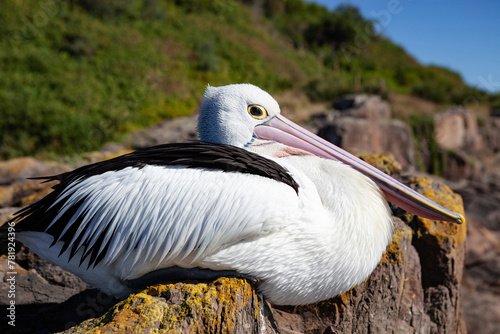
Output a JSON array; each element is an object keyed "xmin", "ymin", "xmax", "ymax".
[{"xmin": 0, "ymin": 0, "xmax": 494, "ymax": 160}]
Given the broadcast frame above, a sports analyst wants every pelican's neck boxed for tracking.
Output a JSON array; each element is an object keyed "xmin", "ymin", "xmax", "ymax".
[
  {"xmin": 278, "ymin": 155, "xmax": 394, "ymax": 303},
  {"xmin": 288, "ymin": 155, "xmax": 393, "ymax": 248},
  {"xmin": 197, "ymin": 112, "xmax": 254, "ymax": 148}
]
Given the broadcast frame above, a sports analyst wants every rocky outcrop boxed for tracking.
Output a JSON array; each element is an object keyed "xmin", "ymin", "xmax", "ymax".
[
  {"xmin": 0, "ymin": 157, "xmax": 71, "ymax": 186},
  {"xmin": 0, "ymin": 158, "xmax": 72, "ymax": 209},
  {"xmin": 64, "ymin": 278, "xmax": 276, "ymax": 333},
  {"xmin": 127, "ymin": 115, "xmax": 198, "ymax": 148},
  {"xmin": 333, "ymin": 95, "xmax": 391, "ymax": 119},
  {"xmin": 319, "ymin": 96, "xmax": 416, "ymax": 170},
  {"xmin": 461, "ymin": 220, "xmax": 500, "ymax": 334},
  {"xmin": 435, "ymin": 107, "xmax": 483, "ymax": 154},
  {"xmin": 318, "ymin": 117, "xmax": 416, "ymax": 170},
  {"xmin": 433, "ymin": 107, "xmax": 500, "ymax": 184},
  {"xmin": 404, "ymin": 177, "xmax": 466, "ymax": 333},
  {"xmin": 324, "ymin": 100, "xmax": 500, "ymax": 185},
  {"xmin": 481, "ymin": 115, "xmax": 500, "ymax": 154},
  {"xmin": 0, "ymin": 252, "xmax": 90, "ymax": 306},
  {"xmin": 448, "ymin": 179, "xmax": 500, "ymax": 334}
]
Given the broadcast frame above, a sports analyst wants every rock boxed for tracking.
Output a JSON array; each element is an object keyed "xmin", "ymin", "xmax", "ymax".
[
  {"xmin": 307, "ymin": 110, "xmax": 338, "ymax": 135},
  {"xmin": 0, "ymin": 207, "xmax": 18, "ymax": 226},
  {"xmin": 444, "ymin": 150, "xmax": 484, "ymax": 181},
  {"xmin": 461, "ymin": 288, "xmax": 500, "ymax": 334},
  {"xmin": 403, "ymin": 176, "xmax": 466, "ymax": 333},
  {"xmin": 482, "ymin": 126, "xmax": 500, "ymax": 154},
  {"xmin": 63, "ymin": 278, "xmax": 276, "ymax": 333},
  {"xmin": 0, "ymin": 286, "xmax": 117, "ymax": 334},
  {"xmin": 0, "ymin": 250, "xmax": 113, "ymax": 334},
  {"xmin": 453, "ymin": 181, "xmax": 500, "ymax": 232},
  {"xmin": 0, "ymin": 157, "xmax": 72, "ymax": 209},
  {"xmin": 80, "ymin": 148, "xmax": 133, "ymax": 165},
  {"xmin": 318, "ymin": 118, "xmax": 416, "ymax": 170},
  {"xmin": 463, "ymin": 111, "xmax": 483, "ymax": 153},
  {"xmin": 435, "ymin": 111, "xmax": 466, "ymax": 150},
  {"xmin": 333, "ymin": 94, "xmax": 391, "ymax": 119},
  {"xmin": 380, "ymin": 120, "xmax": 416, "ymax": 170},
  {"xmin": 0, "ymin": 208, "xmax": 19, "ymax": 256},
  {"xmin": 435, "ymin": 107, "xmax": 483, "ymax": 154},
  {"xmin": 460, "ymin": 219, "xmax": 500, "ymax": 334},
  {"xmin": 127, "ymin": 115, "xmax": 198, "ymax": 148},
  {"xmin": 463, "ymin": 219, "xmax": 500, "ymax": 266},
  {"xmin": 318, "ymin": 96, "xmax": 415, "ymax": 170},
  {"xmin": 0, "ymin": 149, "xmax": 143, "ymax": 210},
  {"xmin": 431, "ymin": 109, "xmax": 500, "ymax": 184},
  {"xmin": 333, "ymin": 97, "xmax": 355, "ymax": 111},
  {"xmin": 448, "ymin": 178, "xmax": 500, "ymax": 333},
  {"xmin": 356, "ymin": 152, "xmax": 402, "ymax": 176},
  {"xmin": 0, "ymin": 180, "xmax": 57, "ymax": 208},
  {"xmin": 0, "ymin": 157, "xmax": 71, "ymax": 186},
  {"xmin": 0, "ymin": 252, "xmax": 90, "ymax": 306}
]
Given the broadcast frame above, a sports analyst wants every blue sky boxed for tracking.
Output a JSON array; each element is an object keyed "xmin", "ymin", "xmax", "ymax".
[{"xmin": 308, "ymin": 0, "xmax": 500, "ymax": 93}]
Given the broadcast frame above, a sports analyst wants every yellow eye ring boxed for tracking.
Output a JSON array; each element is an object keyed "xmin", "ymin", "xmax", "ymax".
[{"xmin": 247, "ymin": 105, "xmax": 268, "ymax": 119}]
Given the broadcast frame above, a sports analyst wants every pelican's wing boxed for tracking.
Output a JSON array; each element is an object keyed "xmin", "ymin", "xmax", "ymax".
[{"xmin": 13, "ymin": 143, "xmax": 299, "ymax": 278}]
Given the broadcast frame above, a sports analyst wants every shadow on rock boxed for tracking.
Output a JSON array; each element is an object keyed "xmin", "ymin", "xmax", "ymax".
[{"xmin": 1, "ymin": 288, "xmax": 118, "ymax": 334}]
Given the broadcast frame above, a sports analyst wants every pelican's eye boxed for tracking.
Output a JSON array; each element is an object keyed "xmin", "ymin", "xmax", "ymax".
[{"xmin": 247, "ymin": 105, "xmax": 268, "ymax": 119}]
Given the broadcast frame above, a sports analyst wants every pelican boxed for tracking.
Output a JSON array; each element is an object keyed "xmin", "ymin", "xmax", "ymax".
[{"xmin": 11, "ymin": 84, "xmax": 463, "ymax": 306}]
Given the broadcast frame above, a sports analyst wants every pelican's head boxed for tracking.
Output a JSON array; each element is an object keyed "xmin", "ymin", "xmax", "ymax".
[
  {"xmin": 198, "ymin": 84, "xmax": 280, "ymax": 147},
  {"xmin": 197, "ymin": 83, "xmax": 464, "ymax": 225}
]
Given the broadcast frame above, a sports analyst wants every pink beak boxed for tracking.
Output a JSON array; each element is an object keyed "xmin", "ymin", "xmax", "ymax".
[{"xmin": 254, "ymin": 115, "xmax": 464, "ymax": 224}]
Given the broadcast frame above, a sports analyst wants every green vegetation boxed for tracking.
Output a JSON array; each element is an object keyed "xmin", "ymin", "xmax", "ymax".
[
  {"xmin": 408, "ymin": 114, "xmax": 445, "ymax": 176},
  {"xmin": 0, "ymin": 0, "xmax": 493, "ymax": 160}
]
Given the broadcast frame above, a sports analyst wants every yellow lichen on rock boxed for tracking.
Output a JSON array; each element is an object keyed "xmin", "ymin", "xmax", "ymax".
[
  {"xmin": 63, "ymin": 277, "xmax": 260, "ymax": 334},
  {"xmin": 66, "ymin": 292, "xmax": 167, "ymax": 333},
  {"xmin": 20, "ymin": 186, "xmax": 55, "ymax": 206},
  {"xmin": 357, "ymin": 152, "xmax": 402, "ymax": 175},
  {"xmin": 381, "ymin": 218, "xmax": 413, "ymax": 266},
  {"xmin": 405, "ymin": 176, "xmax": 467, "ymax": 251}
]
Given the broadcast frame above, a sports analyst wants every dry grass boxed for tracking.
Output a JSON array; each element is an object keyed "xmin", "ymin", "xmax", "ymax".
[
  {"xmin": 389, "ymin": 92, "xmax": 491, "ymax": 120},
  {"xmin": 275, "ymin": 90, "xmax": 331, "ymax": 123},
  {"xmin": 389, "ymin": 93, "xmax": 443, "ymax": 120}
]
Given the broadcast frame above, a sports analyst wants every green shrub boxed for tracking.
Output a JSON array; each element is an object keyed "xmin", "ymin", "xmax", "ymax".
[
  {"xmin": 0, "ymin": 0, "xmax": 492, "ymax": 160},
  {"xmin": 408, "ymin": 114, "xmax": 445, "ymax": 176}
]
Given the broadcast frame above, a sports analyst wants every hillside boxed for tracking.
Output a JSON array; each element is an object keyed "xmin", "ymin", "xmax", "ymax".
[{"xmin": 0, "ymin": 0, "xmax": 496, "ymax": 160}]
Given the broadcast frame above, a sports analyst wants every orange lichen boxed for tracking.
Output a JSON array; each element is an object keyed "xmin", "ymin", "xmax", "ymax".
[
  {"xmin": 381, "ymin": 219, "xmax": 412, "ymax": 266},
  {"xmin": 64, "ymin": 277, "xmax": 258, "ymax": 333},
  {"xmin": 405, "ymin": 176, "xmax": 467, "ymax": 252},
  {"xmin": 357, "ymin": 152, "xmax": 402, "ymax": 175},
  {"xmin": 20, "ymin": 186, "xmax": 54, "ymax": 206}
]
